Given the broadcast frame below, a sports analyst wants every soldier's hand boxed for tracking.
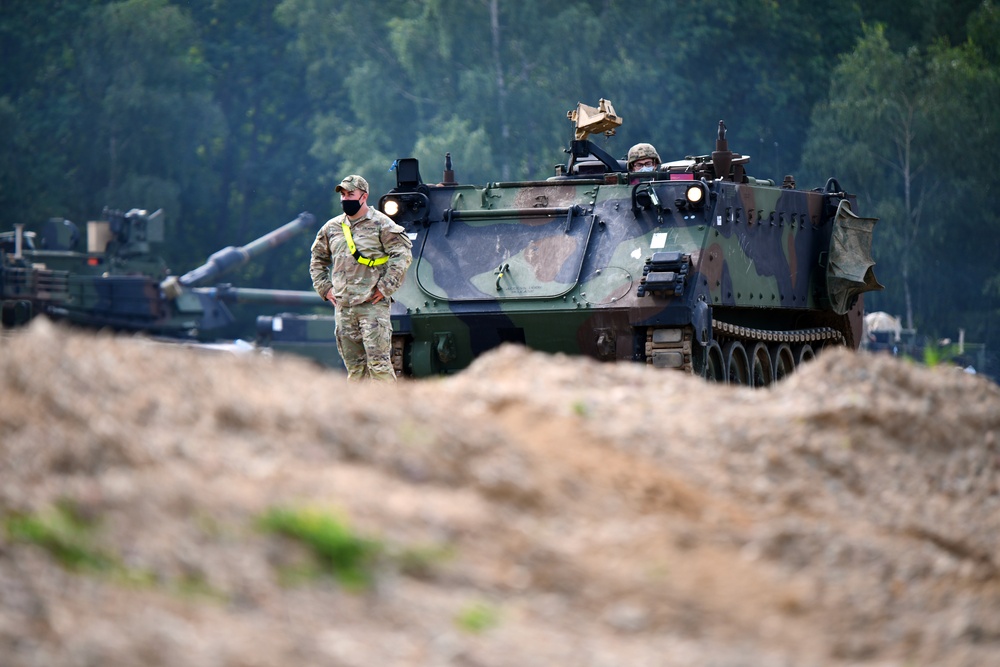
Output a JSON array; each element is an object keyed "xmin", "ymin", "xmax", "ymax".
[
  {"xmin": 325, "ymin": 288, "xmax": 337, "ymax": 306},
  {"xmin": 370, "ymin": 288, "xmax": 385, "ymax": 304}
]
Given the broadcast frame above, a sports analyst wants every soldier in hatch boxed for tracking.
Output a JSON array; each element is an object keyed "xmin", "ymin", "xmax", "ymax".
[
  {"xmin": 627, "ymin": 142, "xmax": 661, "ymax": 171},
  {"xmin": 310, "ymin": 174, "xmax": 412, "ymax": 381}
]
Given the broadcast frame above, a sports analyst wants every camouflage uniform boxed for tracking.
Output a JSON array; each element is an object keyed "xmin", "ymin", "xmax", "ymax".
[{"xmin": 310, "ymin": 176, "xmax": 412, "ymax": 381}]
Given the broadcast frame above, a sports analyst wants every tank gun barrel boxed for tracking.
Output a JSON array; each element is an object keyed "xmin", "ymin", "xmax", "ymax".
[
  {"xmin": 177, "ymin": 212, "xmax": 316, "ymax": 288},
  {"xmin": 194, "ymin": 285, "xmax": 325, "ymax": 306}
]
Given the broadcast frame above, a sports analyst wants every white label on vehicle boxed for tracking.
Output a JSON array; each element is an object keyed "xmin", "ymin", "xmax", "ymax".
[
  {"xmin": 651, "ymin": 232, "xmax": 668, "ymax": 249},
  {"xmin": 407, "ymin": 232, "xmax": 418, "ymax": 240},
  {"xmin": 631, "ymin": 247, "xmax": 642, "ymax": 259},
  {"xmin": 273, "ymin": 317, "xmax": 284, "ymax": 332},
  {"xmin": 717, "ymin": 215, "xmax": 723, "ymax": 226}
]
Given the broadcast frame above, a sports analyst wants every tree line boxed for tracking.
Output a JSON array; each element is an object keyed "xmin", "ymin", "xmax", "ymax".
[{"xmin": 1, "ymin": 0, "xmax": 998, "ymax": 365}]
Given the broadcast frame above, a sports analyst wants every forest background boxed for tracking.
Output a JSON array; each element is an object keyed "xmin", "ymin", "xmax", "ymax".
[{"xmin": 1, "ymin": 0, "xmax": 998, "ymax": 366}]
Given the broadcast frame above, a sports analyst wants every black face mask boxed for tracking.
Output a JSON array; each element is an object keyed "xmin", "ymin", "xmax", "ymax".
[{"xmin": 342, "ymin": 198, "xmax": 363, "ymax": 216}]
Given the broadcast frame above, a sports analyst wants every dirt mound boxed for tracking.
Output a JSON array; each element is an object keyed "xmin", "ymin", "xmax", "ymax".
[{"xmin": 2, "ymin": 318, "xmax": 999, "ymax": 666}]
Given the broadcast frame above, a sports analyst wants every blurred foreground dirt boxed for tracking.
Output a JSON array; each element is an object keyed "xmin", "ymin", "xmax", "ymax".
[{"xmin": 2, "ymin": 318, "xmax": 999, "ymax": 667}]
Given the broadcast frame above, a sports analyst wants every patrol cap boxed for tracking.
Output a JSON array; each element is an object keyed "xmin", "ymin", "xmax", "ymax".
[{"xmin": 335, "ymin": 174, "xmax": 369, "ymax": 194}]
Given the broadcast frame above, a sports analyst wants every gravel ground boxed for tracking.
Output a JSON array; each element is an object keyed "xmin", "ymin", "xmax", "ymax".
[{"xmin": 1, "ymin": 317, "xmax": 998, "ymax": 666}]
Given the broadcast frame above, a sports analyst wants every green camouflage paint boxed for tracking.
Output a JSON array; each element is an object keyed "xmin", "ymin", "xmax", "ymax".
[{"xmin": 378, "ymin": 118, "xmax": 881, "ymax": 385}]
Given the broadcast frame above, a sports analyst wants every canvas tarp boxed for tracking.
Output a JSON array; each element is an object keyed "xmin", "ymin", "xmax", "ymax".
[{"xmin": 826, "ymin": 200, "xmax": 883, "ymax": 314}]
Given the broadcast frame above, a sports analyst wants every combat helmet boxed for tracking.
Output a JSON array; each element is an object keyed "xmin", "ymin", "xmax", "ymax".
[{"xmin": 627, "ymin": 143, "xmax": 661, "ymax": 170}]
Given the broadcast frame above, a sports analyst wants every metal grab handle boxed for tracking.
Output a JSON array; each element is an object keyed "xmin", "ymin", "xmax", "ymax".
[{"xmin": 495, "ymin": 262, "xmax": 510, "ymax": 290}]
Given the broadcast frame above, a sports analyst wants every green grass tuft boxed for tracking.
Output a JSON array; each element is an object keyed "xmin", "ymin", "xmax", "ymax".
[
  {"xmin": 258, "ymin": 506, "xmax": 384, "ymax": 590},
  {"xmin": 455, "ymin": 601, "xmax": 501, "ymax": 634},
  {"xmin": 4, "ymin": 502, "xmax": 115, "ymax": 572}
]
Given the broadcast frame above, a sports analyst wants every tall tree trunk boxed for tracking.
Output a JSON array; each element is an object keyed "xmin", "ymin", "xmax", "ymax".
[
  {"xmin": 901, "ymin": 259, "xmax": 914, "ymax": 333},
  {"xmin": 489, "ymin": 0, "xmax": 510, "ymax": 181},
  {"xmin": 108, "ymin": 133, "xmax": 118, "ymax": 196},
  {"xmin": 900, "ymin": 104, "xmax": 917, "ymax": 332}
]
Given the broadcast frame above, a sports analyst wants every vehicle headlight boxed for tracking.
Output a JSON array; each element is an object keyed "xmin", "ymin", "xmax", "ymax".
[
  {"xmin": 382, "ymin": 198, "xmax": 400, "ymax": 217},
  {"xmin": 686, "ymin": 185, "xmax": 704, "ymax": 205},
  {"xmin": 378, "ymin": 191, "xmax": 430, "ymax": 225}
]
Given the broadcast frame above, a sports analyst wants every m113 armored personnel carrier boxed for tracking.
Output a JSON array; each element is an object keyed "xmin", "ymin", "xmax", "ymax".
[{"xmin": 367, "ymin": 99, "xmax": 881, "ymax": 384}]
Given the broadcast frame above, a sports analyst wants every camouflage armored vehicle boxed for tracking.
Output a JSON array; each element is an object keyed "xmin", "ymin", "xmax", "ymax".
[
  {"xmin": 1, "ymin": 208, "xmax": 327, "ymax": 344},
  {"xmin": 375, "ymin": 99, "xmax": 882, "ymax": 384}
]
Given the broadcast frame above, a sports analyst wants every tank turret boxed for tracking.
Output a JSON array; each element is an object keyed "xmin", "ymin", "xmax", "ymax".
[{"xmin": 2, "ymin": 209, "xmax": 325, "ymax": 343}]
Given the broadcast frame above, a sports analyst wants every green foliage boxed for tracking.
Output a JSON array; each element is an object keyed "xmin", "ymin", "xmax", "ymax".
[
  {"xmin": 76, "ymin": 0, "xmax": 223, "ymax": 217},
  {"xmin": 258, "ymin": 506, "xmax": 384, "ymax": 590},
  {"xmin": 4, "ymin": 501, "xmax": 115, "ymax": 572},
  {"xmin": 454, "ymin": 601, "xmax": 501, "ymax": 634},
  {"xmin": 858, "ymin": 0, "xmax": 986, "ymax": 49},
  {"xmin": 412, "ymin": 117, "xmax": 497, "ymax": 187},
  {"xmin": 803, "ymin": 16, "xmax": 1000, "ymax": 354},
  {"xmin": 921, "ymin": 341, "xmax": 961, "ymax": 368},
  {"xmin": 2, "ymin": 0, "xmax": 998, "ymax": 363},
  {"xmin": 2, "ymin": 501, "xmax": 214, "ymax": 597}
]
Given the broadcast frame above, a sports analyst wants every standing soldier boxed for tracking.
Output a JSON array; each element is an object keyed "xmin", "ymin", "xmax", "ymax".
[{"xmin": 310, "ymin": 174, "xmax": 412, "ymax": 380}]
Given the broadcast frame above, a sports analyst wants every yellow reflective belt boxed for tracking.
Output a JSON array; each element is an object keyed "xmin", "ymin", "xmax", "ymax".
[{"xmin": 341, "ymin": 221, "xmax": 388, "ymax": 267}]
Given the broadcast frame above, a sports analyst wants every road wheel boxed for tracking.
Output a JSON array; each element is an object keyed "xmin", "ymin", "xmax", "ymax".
[
  {"xmin": 723, "ymin": 341, "xmax": 750, "ymax": 386},
  {"xmin": 770, "ymin": 343, "xmax": 795, "ymax": 382},
  {"xmin": 750, "ymin": 342, "xmax": 773, "ymax": 387},
  {"xmin": 700, "ymin": 340, "xmax": 726, "ymax": 382},
  {"xmin": 794, "ymin": 343, "xmax": 815, "ymax": 368}
]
